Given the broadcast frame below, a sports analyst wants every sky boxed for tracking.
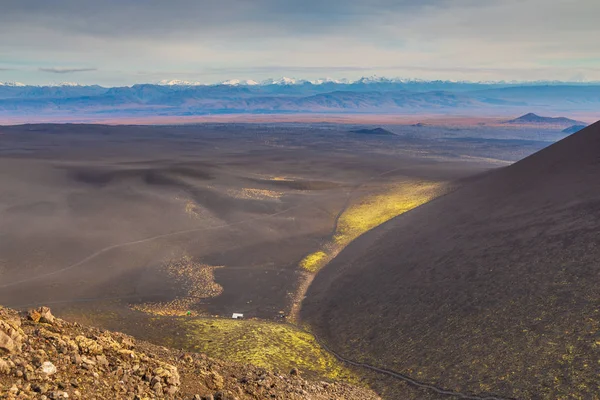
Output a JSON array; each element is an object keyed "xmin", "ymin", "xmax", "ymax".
[{"xmin": 0, "ymin": 0, "xmax": 599, "ymax": 86}]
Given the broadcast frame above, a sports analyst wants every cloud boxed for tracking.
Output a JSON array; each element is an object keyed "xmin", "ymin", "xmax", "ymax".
[
  {"xmin": 39, "ymin": 67, "xmax": 97, "ymax": 74},
  {"xmin": 0, "ymin": 0, "xmax": 445, "ymax": 38},
  {"xmin": 0, "ymin": 0, "xmax": 598, "ymax": 84}
]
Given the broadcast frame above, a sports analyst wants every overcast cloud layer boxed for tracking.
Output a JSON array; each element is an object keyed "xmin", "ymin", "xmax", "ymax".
[{"xmin": 0, "ymin": 0, "xmax": 599, "ymax": 85}]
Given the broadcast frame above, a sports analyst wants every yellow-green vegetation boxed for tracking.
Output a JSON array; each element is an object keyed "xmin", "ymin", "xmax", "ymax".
[
  {"xmin": 299, "ymin": 180, "xmax": 445, "ymax": 273},
  {"xmin": 334, "ymin": 181, "xmax": 443, "ymax": 245},
  {"xmin": 299, "ymin": 251, "xmax": 328, "ymax": 273},
  {"xmin": 173, "ymin": 317, "xmax": 358, "ymax": 382}
]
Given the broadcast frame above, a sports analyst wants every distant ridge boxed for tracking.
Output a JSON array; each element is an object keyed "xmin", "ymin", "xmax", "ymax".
[
  {"xmin": 562, "ymin": 124, "xmax": 588, "ymax": 134},
  {"xmin": 506, "ymin": 112, "xmax": 583, "ymax": 126},
  {"xmin": 350, "ymin": 127, "xmax": 395, "ymax": 136},
  {"xmin": 1, "ymin": 84, "xmax": 599, "ymax": 119}
]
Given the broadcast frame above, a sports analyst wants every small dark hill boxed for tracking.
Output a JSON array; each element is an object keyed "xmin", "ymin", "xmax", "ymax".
[
  {"xmin": 350, "ymin": 127, "xmax": 396, "ymax": 136},
  {"xmin": 506, "ymin": 112, "xmax": 583, "ymax": 126},
  {"xmin": 302, "ymin": 121, "xmax": 600, "ymax": 398},
  {"xmin": 562, "ymin": 124, "xmax": 587, "ymax": 134}
]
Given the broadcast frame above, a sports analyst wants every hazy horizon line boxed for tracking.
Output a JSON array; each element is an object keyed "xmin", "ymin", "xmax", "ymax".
[{"xmin": 2, "ymin": 76, "xmax": 600, "ymax": 88}]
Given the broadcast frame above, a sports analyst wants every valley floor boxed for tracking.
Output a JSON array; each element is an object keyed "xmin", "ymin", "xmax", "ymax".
[{"xmin": 0, "ymin": 122, "xmax": 565, "ymax": 398}]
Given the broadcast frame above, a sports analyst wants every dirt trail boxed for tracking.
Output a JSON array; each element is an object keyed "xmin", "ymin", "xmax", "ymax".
[
  {"xmin": 289, "ymin": 166, "xmax": 442, "ymax": 321},
  {"xmin": 0, "ymin": 204, "xmax": 303, "ymax": 289}
]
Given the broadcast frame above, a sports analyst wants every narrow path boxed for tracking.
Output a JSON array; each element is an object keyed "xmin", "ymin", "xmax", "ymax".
[
  {"xmin": 0, "ymin": 204, "xmax": 303, "ymax": 289},
  {"xmin": 313, "ymin": 334, "xmax": 515, "ymax": 400},
  {"xmin": 2, "ymin": 166, "xmax": 407, "ymax": 291},
  {"xmin": 290, "ymin": 166, "xmax": 427, "ymax": 321}
]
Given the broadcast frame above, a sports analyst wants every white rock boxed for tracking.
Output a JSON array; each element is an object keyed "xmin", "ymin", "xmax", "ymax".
[{"xmin": 41, "ymin": 361, "xmax": 57, "ymax": 375}]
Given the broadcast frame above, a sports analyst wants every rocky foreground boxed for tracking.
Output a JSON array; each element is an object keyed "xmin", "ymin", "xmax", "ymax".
[{"xmin": 0, "ymin": 306, "xmax": 379, "ymax": 399}]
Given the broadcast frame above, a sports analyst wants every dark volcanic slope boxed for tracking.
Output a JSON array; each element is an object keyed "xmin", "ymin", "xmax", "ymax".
[{"xmin": 301, "ymin": 121, "xmax": 600, "ymax": 399}]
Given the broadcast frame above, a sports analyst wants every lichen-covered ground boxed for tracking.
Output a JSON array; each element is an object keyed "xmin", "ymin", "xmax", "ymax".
[
  {"xmin": 299, "ymin": 180, "xmax": 446, "ymax": 274},
  {"xmin": 0, "ymin": 306, "xmax": 380, "ymax": 399},
  {"xmin": 163, "ymin": 318, "xmax": 359, "ymax": 383},
  {"xmin": 57, "ymin": 305, "xmax": 361, "ymax": 386}
]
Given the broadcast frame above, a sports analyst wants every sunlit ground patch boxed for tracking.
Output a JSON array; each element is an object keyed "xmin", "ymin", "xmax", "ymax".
[
  {"xmin": 299, "ymin": 181, "xmax": 446, "ymax": 273},
  {"xmin": 334, "ymin": 181, "xmax": 444, "ymax": 245},
  {"xmin": 184, "ymin": 200, "xmax": 202, "ymax": 219},
  {"xmin": 299, "ymin": 251, "xmax": 328, "ymax": 273},
  {"xmin": 131, "ymin": 255, "xmax": 223, "ymax": 317},
  {"xmin": 270, "ymin": 176, "xmax": 294, "ymax": 181},
  {"xmin": 175, "ymin": 196, "xmax": 215, "ymax": 221},
  {"xmin": 227, "ymin": 188, "xmax": 283, "ymax": 200},
  {"xmin": 169, "ymin": 317, "xmax": 359, "ymax": 382}
]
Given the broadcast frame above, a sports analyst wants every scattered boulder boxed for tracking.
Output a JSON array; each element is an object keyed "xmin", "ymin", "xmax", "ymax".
[
  {"xmin": 41, "ymin": 361, "xmax": 57, "ymax": 375},
  {"xmin": 27, "ymin": 306, "xmax": 56, "ymax": 324},
  {"xmin": 0, "ymin": 330, "xmax": 17, "ymax": 354},
  {"xmin": 28, "ymin": 309, "xmax": 42, "ymax": 323},
  {"xmin": 39, "ymin": 306, "xmax": 56, "ymax": 324},
  {"xmin": 0, "ymin": 358, "xmax": 10, "ymax": 374},
  {"xmin": 205, "ymin": 370, "xmax": 224, "ymax": 390},
  {"xmin": 0, "ymin": 305, "xmax": 380, "ymax": 399},
  {"xmin": 0, "ymin": 309, "xmax": 24, "ymax": 354}
]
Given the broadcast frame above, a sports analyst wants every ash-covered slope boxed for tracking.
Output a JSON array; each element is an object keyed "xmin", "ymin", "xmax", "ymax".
[
  {"xmin": 301, "ymin": 121, "xmax": 600, "ymax": 398},
  {"xmin": 0, "ymin": 306, "xmax": 379, "ymax": 399}
]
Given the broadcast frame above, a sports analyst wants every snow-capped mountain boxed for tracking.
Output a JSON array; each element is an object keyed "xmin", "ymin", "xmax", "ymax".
[
  {"xmin": 1, "ymin": 77, "xmax": 598, "ymax": 119},
  {"xmin": 0, "ymin": 81, "xmax": 83, "ymax": 87},
  {"xmin": 261, "ymin": 77, "xmax": 305, "ymax": 85},
  {"xmin": 157, "ymin": 79, "xmax": 205, "ymax": 86},
  {"xmin": 220, "ymin": 79, "xmax": 260, "ymax": 86},
  {"xmin": 46, "ymin": 82, "xmax": 85, "ymax": 87},
  {"xmin": 310, "ymin": 78, "xmax": 350, "ymax": 85},
  {"xmin": 151, "ymin": 76, "xmax": 600, "ymax": 88},
  {"xmin": 0, "ymin": 81, "xmax": 26, "ymax": 87}
]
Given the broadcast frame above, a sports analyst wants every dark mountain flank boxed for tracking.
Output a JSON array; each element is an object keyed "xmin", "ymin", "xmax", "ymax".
[
  {"xmin": 562, "ymin": 124, "xmax": 587, "ymax": 134},
  {"xmin": 350, "ymin": 127, "xmax": 396, "ymax": 136},
  {"xmin": 506, "ymin": 112, "xmax": 583, "ymax": 126},
  {"xmin": 301, "ymin": 121, "xmax": 600, "ymax": 399}
]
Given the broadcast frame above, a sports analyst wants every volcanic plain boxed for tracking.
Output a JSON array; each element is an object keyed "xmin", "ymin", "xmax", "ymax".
[{"xmin": 0, "ymin": 121, "xmax": 568, "ymax": 396}]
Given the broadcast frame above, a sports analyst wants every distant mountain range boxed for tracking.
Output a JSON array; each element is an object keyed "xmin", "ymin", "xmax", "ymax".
[
  {"xmin": 8, "ymin": 77, "xmax": 600, "ymax": 88},
  {"xmin": 0, "ymin": 80, "xmax": 598, "ymax": 118}
]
